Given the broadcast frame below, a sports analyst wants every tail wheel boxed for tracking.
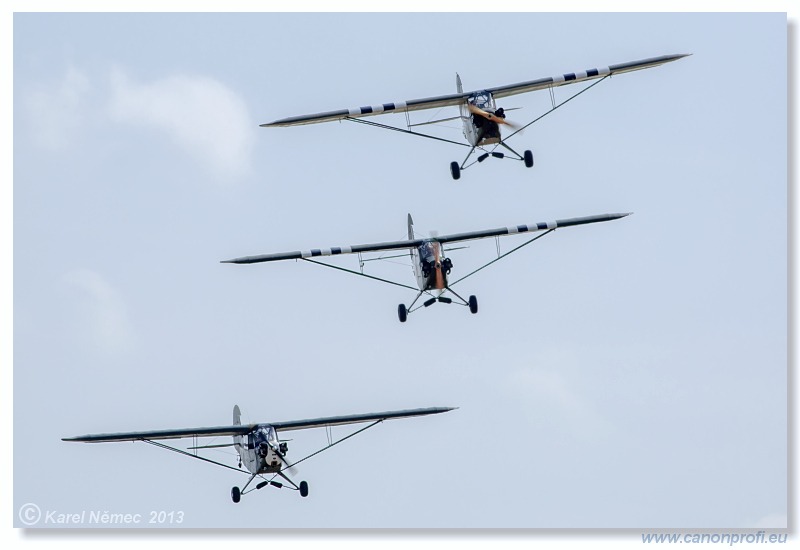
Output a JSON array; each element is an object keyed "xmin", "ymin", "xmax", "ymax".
[
  {"xmin": 398, "ymin": 304, "xmax": 408, "ymax": 323},
  {"xmin": 450, "ymin": 161, "xmax": 461, "ymax": 180},
  {"xmin": 299, "ymin": 481, "xmax": 309, "ymax": 498},
  {"xmin": 523, "ymin": 150, "xmax": 534, "ymax": 168},
  {"xmin": 468, "ymin": 295, "xmax": 478, "ymax": 314},
  {"xmin": 231, "ymin": 486, "xmax": 241, "ymax": 503}
]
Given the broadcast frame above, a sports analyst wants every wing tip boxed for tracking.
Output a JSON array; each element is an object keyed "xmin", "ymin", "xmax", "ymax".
[
  {"xmin": 221, "ymin": 257, "xmax": 251, "ymax": 264},
  {"xmin": 608, "ymin": 212, "xmax": 633, "ymax": 219},
  {"xmin": 668, "ymin": 53, "xmax": 692, "ymax": 63}
]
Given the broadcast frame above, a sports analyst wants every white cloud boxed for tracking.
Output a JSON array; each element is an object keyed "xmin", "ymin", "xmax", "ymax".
[
  {"xmin": 108, "ymin": 69, "xmax": 255, "ymax": 178},
  {"xmin": 63, "ymin": 269, "xmax": 136, "ymax": 355},
  {"xmin": 24, "ymin": 67, "xmax": 91, "ymax": 150}
]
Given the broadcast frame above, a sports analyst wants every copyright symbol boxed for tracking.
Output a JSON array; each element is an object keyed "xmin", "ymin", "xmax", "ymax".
[{"xmin": 19, "ymin": 503, "xmax": 41, "ymax": 526}]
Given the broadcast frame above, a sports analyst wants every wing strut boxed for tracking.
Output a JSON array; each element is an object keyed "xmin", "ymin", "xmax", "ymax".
[
  {"xmin": 344, "ymin": 116, "xmax": 471, "ymax": 148},
  {"xmin": 141, "ymin": 439, "xmax": 251, "ymax": 476},
  {"xmin": 503, "ymin": 74, "xmax": 610, "ymax": 142},
  {"xmin": 301, "ymin": 258, "xmax": 420, "ymax": 291},
  {"xmin": 282, "ymin": 420, "xmax": 384, "ymax": 472},
  {"xmin": 449, "ymin": 229, "xmax": 556, "ymax": 287}
]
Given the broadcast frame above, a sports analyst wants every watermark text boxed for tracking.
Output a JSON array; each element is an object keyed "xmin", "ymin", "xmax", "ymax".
[{"xmin": 18, "ymin": 504, "xmax": 184, "ymax": 526}]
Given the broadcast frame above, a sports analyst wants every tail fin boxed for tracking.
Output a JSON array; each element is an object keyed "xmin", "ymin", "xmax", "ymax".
[
  {"xmin": 407, "ymin": 214, "xmax": 415, "ymax": 240},
  {"xmin": 456, "ymin": 73, "xmax": 463, "ymax": 94},
  {"xmin": 233, "ymin": 405, "xmax": 242, "ymax": 446}
]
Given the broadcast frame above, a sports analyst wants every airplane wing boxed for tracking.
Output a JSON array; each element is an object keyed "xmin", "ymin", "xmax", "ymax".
[
  {"xmin": 487, "ymin": 53, "xmax": 689, "ymax": 99},
  {"xmin": 63, "ymin": 408, "xmax": 455, "ymax": 441},
  {"xmin": 261, "ymin": 54, "xmax": 688, "ymax": 127},
  {"xmin": 62, "ymin": 425, "xmax": 253, "ymax": 443},
  {"xmin": 269, "ymin": 406, "xmax": 456, "ymax": 433},
  {"xmin": 221, "ymin": 212, "xmax": 630, "ymax": 265}
]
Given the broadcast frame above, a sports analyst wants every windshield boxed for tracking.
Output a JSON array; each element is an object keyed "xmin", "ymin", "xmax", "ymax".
[
  {"xmin": 250, "ymin": 425, "xmax": 277, "ymax": 448},
  {"xmin": 469, "ymin": 91, "xmax": 493, "ymax": 110},
  {"xmin": 261, "ymin": 426, "xmax": 277, "ymax": 445},
  {"xmin": 419, "ymin": 241, "xmax": 437, "ymax": 264}
]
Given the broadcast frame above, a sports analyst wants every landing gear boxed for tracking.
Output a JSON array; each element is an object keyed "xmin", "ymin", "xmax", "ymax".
[
  {"xmin": 231, "ymin": 486, "xmax": 241, "ymax": 503},
  {"xmin": 450, "ymin": 161, "xmax": 461, "ymax": 180},
  {"xmin": 398, "ymin": 304, "xmax": 407, "ymax": 323},
  {"xmin": 299, "ymin": 481, "xmax": 309, "ymax": 498},
  {"xmin": 524, "ymin": 150, "xmax": 534, "ymax": 168},
  {"xmin": 468, "ymin": 295, "xmax": 478, "ymax": 314}
]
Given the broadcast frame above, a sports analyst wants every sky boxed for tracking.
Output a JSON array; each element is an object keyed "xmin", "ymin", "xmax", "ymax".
[{"xmin": 6, "ymin": 5, "xmax": 793, "ymax": 540}]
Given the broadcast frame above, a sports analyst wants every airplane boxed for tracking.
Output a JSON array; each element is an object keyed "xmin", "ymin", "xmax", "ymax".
[
  {"xmin": 223, "ymin": 211, "xmax": 631, "ymax": 322},
  {"xmin": 64, "ymin": 405, "xmax": 454, "ymax": 502},
  {"xmin": 261, "ymin": 53, "xmax": 688, "ymax": 179}
]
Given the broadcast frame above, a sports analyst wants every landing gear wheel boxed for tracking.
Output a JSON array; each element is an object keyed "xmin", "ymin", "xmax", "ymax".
[
  {"xmin": 524, "ymin": 150, "xmax": 534, "ymax": 168},
  {"xmin": 398, "ymin": 304, "xmax": 407, "ymax": 323},
  {"xmin": 231, "ymin": 486, "xmax": 241, "ymax": 503},
  {"xmin": 299, "ymin": 481, "xmax": 309, "ymax": 498},
  {"xmin": 450, "ymin": 161, "xmax": 461, "ymax": 180},
  {"xmin": 468, "ymin": 295, "xmax": 478, "ymax": 314}
]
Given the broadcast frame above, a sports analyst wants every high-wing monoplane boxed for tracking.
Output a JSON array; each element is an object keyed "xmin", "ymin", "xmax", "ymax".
[
  {"xmin": 223, "ymin": 212, "xmax": 630, "ymax": 322},
  {"xmin": 262, "ymin": 54, "xmax": 688, "ymax": 179},
  {"xmin": 64, "ymin": 405, "xmax": 454, "ymax": 502}
]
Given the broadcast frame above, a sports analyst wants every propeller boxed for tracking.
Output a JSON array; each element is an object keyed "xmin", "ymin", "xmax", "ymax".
[
  {"xmin": 269, "ymin": 442, "xmax": 298, "ymax": 476},
  {"xmin": 280, "ymin": 457, "xmax": 298, "ymax": 476},
  {"xmin": 468, "ymin": 104, "xmax": 518, "ymax": 129}
]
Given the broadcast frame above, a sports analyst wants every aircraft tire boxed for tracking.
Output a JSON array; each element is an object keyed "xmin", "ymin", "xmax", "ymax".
[
  {"xmin": 524, "ymin": 150, "xmax": 534, "ymax": 168},
  {"xmin": 450, "ymin": 161, "xmax": 461, "ymax": 180},
  {"xmin": 231, "ymin": 486, "xmax": 241, "ymax": 503},
  {"xmin": 300, "ymin": 481, "xmax": 309, "ymax": 498},
  {"xmin": 469, "ymin": 295, "xmax": 478, "ymax": 314},
  {"xmin": 398, "ymin": 304, "xmax": 408, "ymax": 323}
]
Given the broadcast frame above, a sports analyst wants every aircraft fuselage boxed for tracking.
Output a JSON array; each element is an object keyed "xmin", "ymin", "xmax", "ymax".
[
  {"xmin": 411, "ymin": 240, "xmax": 452, "ymax": 292},
  {"xmin": 461, "ymin": 91, "xmax": 501, "ymax": 146},
  {"xmin": 234, "ymin": 424, "xmax": 286, "ymax": 475}
]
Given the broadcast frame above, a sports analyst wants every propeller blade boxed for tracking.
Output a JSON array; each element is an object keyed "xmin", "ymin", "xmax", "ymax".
[
  {"xmin": 270, "ymin": 442, "xmax": 298, "ymax": 476},
  {"xmin": 467, "ymin": 104, "xmax": 518, "ymax": 129},
  {"xmin": 280, "ymin": 457, "xmax": 298, "ymax": 476}
]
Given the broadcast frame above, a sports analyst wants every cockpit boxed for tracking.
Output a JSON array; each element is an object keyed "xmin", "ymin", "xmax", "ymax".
[
  {"xmin": 248, "ymin": 425, "xmax": 277, "ymax": 451},
  {"xmin": 419, "ymin": 241, "xmax": 437, "ymax": 265},
  {"xmin": 468, "ymin": 91, "xmax": 495, "ymax": 111}
]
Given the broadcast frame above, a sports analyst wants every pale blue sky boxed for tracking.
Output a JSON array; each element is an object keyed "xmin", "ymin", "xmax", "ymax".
[{"xmin": 10, "ymin": 10, "xmax": 790, "ymax": 532}]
